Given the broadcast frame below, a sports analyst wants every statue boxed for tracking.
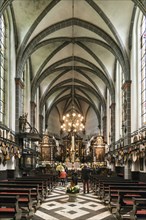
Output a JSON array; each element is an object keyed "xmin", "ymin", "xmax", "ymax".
[
  {"xmin": 19, "ymin": 113, "xmax": 38, "ymax": 133},
  {"xmin": 19, "ymin": 113, "xmax": 28, "ymax": 132}
]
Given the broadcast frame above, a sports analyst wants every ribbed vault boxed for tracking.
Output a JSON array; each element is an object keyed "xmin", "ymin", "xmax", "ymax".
[{"xmin": 2, "ymin": 0, "xmax": 145, "ymax": 138}]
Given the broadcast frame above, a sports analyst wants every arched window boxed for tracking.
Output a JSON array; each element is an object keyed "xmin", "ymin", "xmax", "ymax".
[
  {"xmin": 141, "ymin": 15, "xmax": 146, "ymax": 125},
  {"xmin": 0, "ymin": 15, "xmax": 5, "ymax": 123}
]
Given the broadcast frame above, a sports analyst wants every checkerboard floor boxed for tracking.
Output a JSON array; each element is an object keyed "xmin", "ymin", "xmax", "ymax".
[{"xmin": 32, "ymin": 183, "xmax": 117, "ymax": 220}]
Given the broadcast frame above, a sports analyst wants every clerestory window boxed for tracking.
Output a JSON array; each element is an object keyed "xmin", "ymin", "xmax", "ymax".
[
  {"xmin": 0, "ymin": 15, "xmax": 5, "ymax": 123},
  {"xmin": 141, "ymin": 15, "xmax": 146, "ymax": 125}
]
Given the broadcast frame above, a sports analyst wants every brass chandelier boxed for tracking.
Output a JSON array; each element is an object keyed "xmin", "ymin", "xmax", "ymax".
[
  {"xmin": 61, "ymin": 0, "xmax": 84, "ymax": 134},
  {"xmin": 61, "ymin": 111, "xmax": 84, "ymax": 133}
]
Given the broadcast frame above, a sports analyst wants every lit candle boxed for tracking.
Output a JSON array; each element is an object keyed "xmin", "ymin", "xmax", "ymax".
[
  {"xmin": 71, "ymin": 135, "xmax": 75, "ymax": 163},
  {"xmin": 72, "ymin": 135, "xmax": 74, "ymax": 151}
]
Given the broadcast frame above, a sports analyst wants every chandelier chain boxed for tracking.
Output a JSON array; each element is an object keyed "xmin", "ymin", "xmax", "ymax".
[
  {"xmin": 72, "ymin": 0, "xmax": 74, "ymax": 110},
  {"xmin": 60, "ymin": 0, "xmax": 85, "ymax": 134}
]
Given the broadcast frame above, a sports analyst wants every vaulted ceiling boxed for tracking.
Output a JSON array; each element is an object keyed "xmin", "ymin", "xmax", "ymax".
[{"xmin": 1, "ymin": 0, "xmax": 145, "ymax": 138}]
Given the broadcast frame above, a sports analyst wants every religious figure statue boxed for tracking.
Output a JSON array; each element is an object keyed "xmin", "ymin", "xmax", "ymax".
[
  {"xmin": 19, "ymin": 113, "xmax": 38, "ymax": 134},
  {"xmin": 19, "ymin": 113, "xmax": 28, "ymax": 132},
  {"xmin": 43, "ymin": 135, "xmax": 49, "ymax": 144}
]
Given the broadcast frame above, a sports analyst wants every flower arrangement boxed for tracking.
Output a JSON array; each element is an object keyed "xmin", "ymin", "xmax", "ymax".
[{"xmin": 66, "ymin": 181, "xmax": 80, "ymax": 194}]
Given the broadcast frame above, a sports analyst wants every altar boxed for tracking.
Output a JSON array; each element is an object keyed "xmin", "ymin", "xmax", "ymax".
[{"xmin": 65, "ymin": 161, "xmax": 81, "ymax": 170}]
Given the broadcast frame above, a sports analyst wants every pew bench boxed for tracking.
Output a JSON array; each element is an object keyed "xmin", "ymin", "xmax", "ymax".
[
  {"xmin": 103, "ymin": 184, "xmax": 146, "ymax": 205},
  {"xmin": 16, "ymin": 174, "xmax": 54, "ymax": 191},
  {"xmin": 0, "ymin": 184, "xmax": 41, "ymax": 211},
  {"xmin": 4, "ymin": 179, "xmax": 47, "ymax": 201},
  {"xmin": 95, "ymin": 178, "xmax": 137, "ymax": 197},
  {"xmin": 0, "ymin": 188, "xmax": 35, "ymax": 219},
  {"xmin": 0, "ymin": 195, "xmax": 22, "ymax": 220},
  {"xmin": 14, "ymin": 178, "xmax": 48, "ymax": 199},
  {"xmin": 130, "ymin": 198, "xmax": 146, "ymax": 220},
  {"xmin": 34, "ymin": 173, "xmax": 58, "ymax": 190},
  {"xmin": 115, "ymin": 190, "xmax": 146, "ymax": 220},
  {"xmin": 106, "ymin": 185, "xmax": 146, "ymax": 212},
  {"xmin": 99, "ymin": 181, "xmax": 143, "ymax": 201}
]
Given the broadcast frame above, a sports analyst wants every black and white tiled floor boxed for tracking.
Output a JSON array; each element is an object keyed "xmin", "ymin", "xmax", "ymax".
[{"xmin": 32, "ymin": 183, "xmax": 117, "ymax": 220}]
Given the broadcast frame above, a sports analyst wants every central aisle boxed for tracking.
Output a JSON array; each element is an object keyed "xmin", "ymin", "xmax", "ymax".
[{"xmin": 32, "ymin": 183, "xmax": 117, "ymax": 220}]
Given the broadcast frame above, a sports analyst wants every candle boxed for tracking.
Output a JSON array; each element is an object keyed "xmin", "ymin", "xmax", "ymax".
[{"xmin": 72, "ymin": 135, "xmax": 74, "ymax": 151}]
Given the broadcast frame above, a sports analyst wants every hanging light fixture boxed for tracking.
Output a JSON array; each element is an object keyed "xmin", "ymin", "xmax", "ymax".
[
  {"xmin": 61, "ymin": 0, "xmax": 85, "ymax": 134},
  {"xmin": 61, "ymin": 112, "xmax": 84, "ymax": 133}
]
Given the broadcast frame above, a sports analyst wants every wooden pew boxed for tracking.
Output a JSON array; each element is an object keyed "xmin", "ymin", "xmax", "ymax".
[
  {"xmin": 6, "ymin": 179, "xmax": 46, "ymax": 199},
  {"xmin": 101, "ymin": 182, "xmax": 146, "ymax": 203},
  {"xmin": 0, "ymin": 195, "xmax": 22, "ymax": 220},
  {"xmin": 15, "ymin": 173, "xmax": 58, "ymax": 192},
  {"xmin": 91, "ymin": 175, "xmax": 146, "ymax": 219},
  {"xmin": 115, "ymin": 190, "xmax": 146, "ymax": 219},
  {"xmin": 93, "ymin": 176, "xmax": 135, "ymax": 196},
  {"xmin": 0, "ymin": 183, "xmax": 41, "ymax": 210},
  {"xmin": 107, "ymin": 185, "xmax": 146, "ymax": 212},
  {"xmin": 0, "ymin": 188, "xmax": 35, "ymax": 219},
  {"xmin": 15, "ymin": 178, "xmax": 48, "ymax": 198},
  {"xmin": 36, "ymin": 173, "xmax": 58, "ymax": 190},
  {"xmin": 130, "ymin": 197, "xmax": 146, "ymax": 220}
]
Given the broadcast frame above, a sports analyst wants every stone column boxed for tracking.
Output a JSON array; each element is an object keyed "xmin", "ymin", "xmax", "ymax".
[
  {"xmin": 39, "ymin": 114, "xmax": 44, "ymax": 134},
  {"xmin": 124, "ymin": 162, "xmax": 132, "ymax": 179},
  {"xmin": 15, "ymin": 78, "xmax": 24, "ymax": 132},
  {"xmin": 122, "ymin": 81, "xmax": 131, "ymax": 146},
  {"xmin": 30, "ymin": 101, "xmax": 36, "ymax": 128},
  {"xmin": 111, "ymin": 163, "xmax": 115, "ymax": 172},
  {"xmin": 122, "ymin": 81, "xmax": 131, "ymax": 179},
  {"xmin": 110, "ymin": 103, "xmax": 115, "ymax": 148},
  {"xmin": 102, "ymin": 116, "xmax": 107, "ymax": 143}
]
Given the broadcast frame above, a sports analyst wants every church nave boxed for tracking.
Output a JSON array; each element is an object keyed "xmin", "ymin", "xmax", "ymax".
[{"xmin": 32, "ymin": 184, "xmax": 117, "ymax": 220}]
